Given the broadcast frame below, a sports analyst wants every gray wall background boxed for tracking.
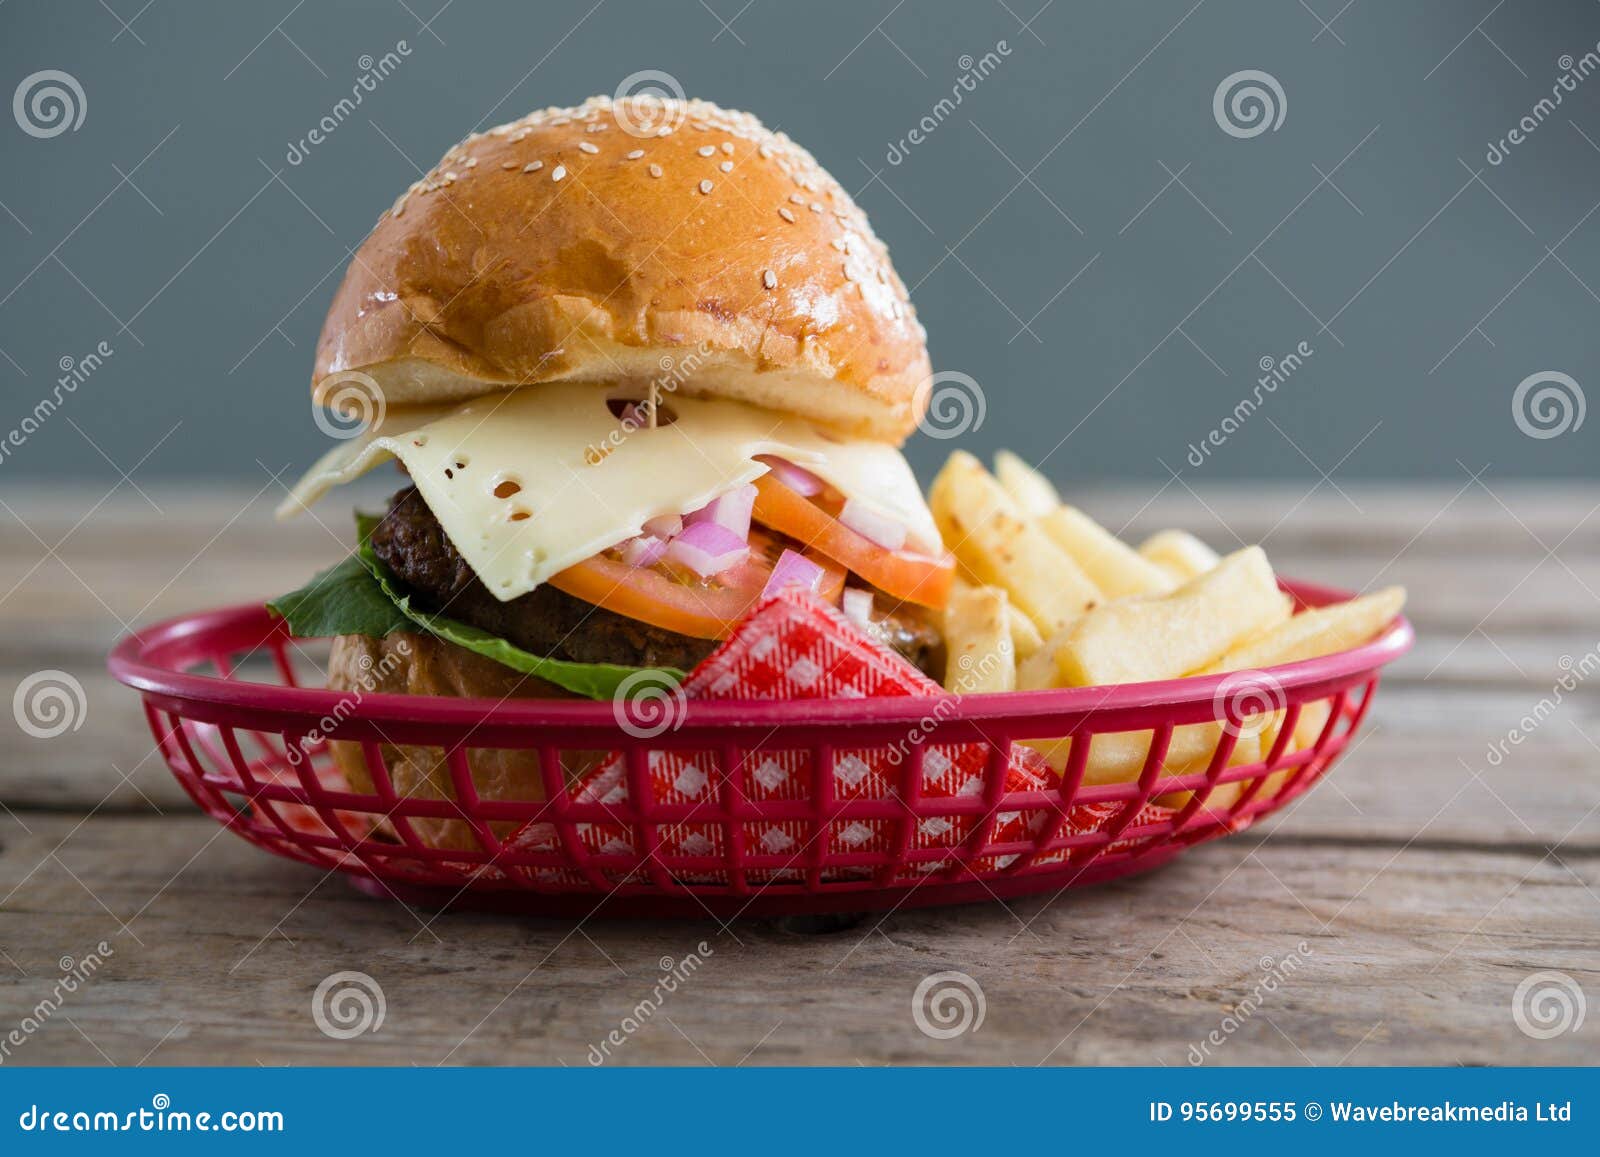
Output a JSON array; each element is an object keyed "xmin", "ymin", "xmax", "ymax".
[{"xmin": 1, "ymin": 0, "xmax": 1596, "ymax": 487}]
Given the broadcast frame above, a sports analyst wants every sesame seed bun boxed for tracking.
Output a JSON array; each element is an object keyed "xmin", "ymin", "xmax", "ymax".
[{"xmin": 312, "ymin": 95, "xmax": 931, "ymax": 443}]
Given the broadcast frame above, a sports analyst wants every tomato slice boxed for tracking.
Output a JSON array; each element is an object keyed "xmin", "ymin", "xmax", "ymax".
[
  {"xmin": 548, "ymin": 528, "xmax": 845, "ymax": 640},
  {"xmin": 751, "ymin": 476, "xmax": 954, "ymax": 609}
]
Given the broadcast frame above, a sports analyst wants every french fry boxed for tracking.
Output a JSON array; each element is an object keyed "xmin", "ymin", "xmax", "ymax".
[
  {"xmin": 930, "ymin": 451, "xmax": 1101, "ymax": 635},
  {"xmin": 1188, "ymin": 593, "xmax": 1403, "ymax": 804},
  {"xmin": 993, "ymin": 449, "xmax": 1062, "ymax": 517},
  {"xmin": 1053, "ymin": 546, "xmax": 1290, "ymax": 687},
  {"xmin": 1024, "ymin": 725, "xmax": 1263, "ymax": 796},
  {"xmin": 1137, "ymin": 529, "xmax": 1220, "ymax": 582},
  {"xmin": 1199, "ymin": 587, "xmax": 1407, "ymax": 673},
  {"xmin": 1016, "ymin": 629, "xmax": 1070, "ymax": 690},
  {"xmin": 1259, "ymin": 701, "xmax": 1333, "ymax": 764},
  {"xmin": 1184, "ymin": 590, "xmax": 1403, "ymax": 785},
  {"xmin": 992, "ymin": 452, "xmax": 1180, "ymax": 597},
  {"xmin": 950, "ymin": 576, "xmax": 1043, "ymax": 659},
  {"xmin": 1004, "ymin": 600, "xmax": 1044, "ymax": 659},
  {"xmin": 1038, "ymin": 506, "xmax": 1177, "ymax": 598},
  {"xmin": 1230, "ymin": 710, "xmax": 1327, "ymax": 812},
  {"xmin": 941, "ymin": 584, "xmax": 1016, "ymax": 694}
]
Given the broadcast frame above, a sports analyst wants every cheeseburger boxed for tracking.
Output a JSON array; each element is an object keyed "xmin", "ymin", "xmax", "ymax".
[{"xmin": 273, "ymin": 95, "xmax": 953, "ymax": 730}]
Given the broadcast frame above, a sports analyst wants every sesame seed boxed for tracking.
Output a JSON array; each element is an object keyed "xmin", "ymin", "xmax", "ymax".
[
  {"xmin": 762, "ymin": 269, "xmax": 777, "ymax": 290},
  {"xmin": 808, "ymin": 201, "xmax": 822, "ymax": 212},
  {"xmin": 579, "ymin": 141, "xmax": 599, "ymax": 154},
  {"xmin": 720, "ymin": 141, "xmax": 734, "ymax": 154},
  {"xmin": 501, "ymin": 161, "xmax": 519, "ymax": 170},
  {"xmin": 552, "ymin": 165, "xmax": 567, "ymax": 181},
  {"xmin": 778, "ymin": 207, "xmax": 796, "ymax": 223},
  {"xmin": 626, "ymin": 148, "xmax": 644, "ymax": 159},
  {"xmin": 719, "ymin": 160, "xmax": 733, "ymax": 172},
  {"xmin": 842, "ymin": 263, "xmax": 855, "ymax": 281},
  {"xmin": 697, "ymin": 145, "xmax": 716, "ymax": 157},
  {"xmin": 523, "ymin": 161, "xmax": 543, "ymax": 173},
  {"xmin": 443, "ymin": 170, "xmax": 458, "ymax": 182},
  {"xmin": 464, "ymin": 156, "xmax": 478, "ymax": 168},
  {"xmin": 656, "ymin": 125, "xmax": 673, "ymax": 136},
  {"xmin": 649, "ymin": 163, "xmax": 663, "ymax": 178},
  {"xmin": 699, "ymin": 179, "xmax": 714, "ymax": 194},
  {"xmin": 789, "ymin": 193, "xmax": 805, "ymax": 205}
]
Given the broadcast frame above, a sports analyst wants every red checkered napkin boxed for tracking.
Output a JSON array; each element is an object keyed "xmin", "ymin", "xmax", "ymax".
[{"xmin": 503, "ymin": 589, "xmax": 1168, "ymax": 885}]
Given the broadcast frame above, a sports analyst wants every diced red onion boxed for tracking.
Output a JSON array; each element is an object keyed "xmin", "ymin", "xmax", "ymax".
[
  {"xmin": 684, "ymin": 483, "xmax": 756, "ymax": 540},
  {"xmin": 761, "ymin": 549, "xmax": 825, "ymax": 600},
  {"xmin": 666, "ymin": 521, "xmax": 749, "ymax": 577},
  {"xmin": 642, "ymin": 513, "xmax": 683, "ymax": 539},
  {"xmin": 619, "ymin": 534, "xmax": 668, "ymax": 567},
  {"xmin": 756, "ymin": 455, "xmax": 824, "ymax": 497},
  {"xmin": 841, "ymin": 587, "xmax": 875, "ymax": 627},
  {"xmin": 838, "ymin": 498, "xmax": 908, "ymax": 551}
]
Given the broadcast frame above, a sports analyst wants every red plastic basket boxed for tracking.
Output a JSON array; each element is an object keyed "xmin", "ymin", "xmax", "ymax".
[{"xmin": 107, "ymin": 579, "xmax": 1410, "ymax": 918}]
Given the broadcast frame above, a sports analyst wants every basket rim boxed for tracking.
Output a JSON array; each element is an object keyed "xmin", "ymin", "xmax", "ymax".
[{"xmin": 107, "ymin": 576, "xmax": 1413, "ymax": 730}]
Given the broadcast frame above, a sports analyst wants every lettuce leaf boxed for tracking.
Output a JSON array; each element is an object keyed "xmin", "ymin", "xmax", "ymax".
[
  {"xmin": 266, "ymin": 553, "xmax": 413, "ymax": 639},
  {"xmin": 267, "ymin": 515, "xmax": 685, "ymax": 701}
]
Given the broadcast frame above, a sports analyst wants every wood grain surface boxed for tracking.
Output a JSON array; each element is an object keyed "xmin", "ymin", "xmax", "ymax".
[{"xmin": 1, "ymin": 483, "xmax": 1596, "ymax": 1066}]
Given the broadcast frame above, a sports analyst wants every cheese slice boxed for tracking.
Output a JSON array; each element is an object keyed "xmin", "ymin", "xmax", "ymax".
[{"xmin": 277, "ymin": 383, "xmax": 943, "ymax": 602}]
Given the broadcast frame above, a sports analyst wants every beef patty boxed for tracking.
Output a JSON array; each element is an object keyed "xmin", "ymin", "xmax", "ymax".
[{"xmin": 369, "ymin": 488, "xmax": 942, "ymax": 676}]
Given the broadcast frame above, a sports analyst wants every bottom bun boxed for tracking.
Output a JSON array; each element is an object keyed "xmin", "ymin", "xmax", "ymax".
[{"xmin": 326, "ymin": 631, "xmax": 600, "ymax": 852}]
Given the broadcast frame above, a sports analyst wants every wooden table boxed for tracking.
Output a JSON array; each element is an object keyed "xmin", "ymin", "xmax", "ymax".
[{"xmin": 1, "ymin": 483, "xmax": 1595, "ymax": 1066}]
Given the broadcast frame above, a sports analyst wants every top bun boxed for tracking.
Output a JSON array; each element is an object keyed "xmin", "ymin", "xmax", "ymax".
[{"xmin": 312, "ymin": 95, "xmax": 931, "ymax": 443}]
